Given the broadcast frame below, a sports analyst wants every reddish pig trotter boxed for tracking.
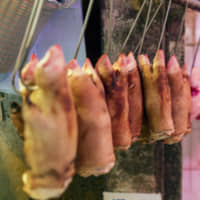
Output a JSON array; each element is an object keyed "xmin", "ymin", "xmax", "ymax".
[
  {"xmin": 126, "ymin": 52, "xmax": 143, "ymax": 142},
  {"xmin": 138, "ymin": 50, "xmax": 174, "ymax": 142},
  {"xmin": 21, "ymin": 45, "xmax": 78, "ymax": 200},
  {"xmin": 164, "ymin": 56, "xmax": 192, "ymax": 144},
  {"xmin": 96, "ymin": 54, "xmax": 132, "ymax": 150},
  {"xmin": 83, "ymin": 58, "xmax": 106, "ymax": 98},
  {"xmin": 182, "ymin": 65, "xmax": 192, "ymax": 135},
  {"xmin": 67, "ymin": 58, "xmax": 115, "ymax": 177}
]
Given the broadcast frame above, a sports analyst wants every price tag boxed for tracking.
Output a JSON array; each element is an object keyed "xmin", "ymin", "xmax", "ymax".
[{"xmin": 103, "ymin": 192, "xmax": 162, "ymax": 200}]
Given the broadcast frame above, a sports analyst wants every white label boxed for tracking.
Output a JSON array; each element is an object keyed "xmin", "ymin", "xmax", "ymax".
[{"xmin": 103, "ymin": 192, "xmax": 162, "ymax": 200}]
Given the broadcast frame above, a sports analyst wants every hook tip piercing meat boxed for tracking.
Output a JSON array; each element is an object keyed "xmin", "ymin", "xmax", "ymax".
[{"xmin": 166, "ymin": 55, "xmax": 178, "ymax": 71}]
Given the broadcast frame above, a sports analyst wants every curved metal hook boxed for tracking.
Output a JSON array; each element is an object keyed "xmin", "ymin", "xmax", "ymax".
[
  {"xmin": 138, "ymin": 0, "xmax": 153, "ymax": 55},
  {"xmin": 74, "ymin": 0, "xmax": 94, "ymax": 59},
  {"xmin": 120, "ymin": 0, "xmax": 148, "ymax": 54},
  {"xmin": 134, "ymin": 0, "xmax": 163, "ymax": 55},
  {"xmin": 171, "ymin": 0, "xmax": 189, "ymax": 56},
  {"xmin": 12, "ymin": 0, "xmax": 44, "ymax": 94},
  {"xmin": 157, "ymin": 0, "xmax": 172, "ymax": 51}
]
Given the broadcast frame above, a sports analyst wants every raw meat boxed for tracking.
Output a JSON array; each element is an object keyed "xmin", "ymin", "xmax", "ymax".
[
  {"xmin": 138, "ymin": 50, "xmax": 174, "ymax": 142},
  {"xmin": 22, "ymin": 45, "xmax": 78, "ymax": 199},
  {"xmin": 96, "ymin": 54, "xmax": 132, "ymax": 150},
  {"xmin": 164, "ymin": 56, "xmax": 192, "ymax": 144},
  {"xmin": 67, "ymin": 58, "xmax": 115, "ymax": 177},
  {"xmin": 126, "ymin": 52, "xmax": 143, "ymax": 142}
]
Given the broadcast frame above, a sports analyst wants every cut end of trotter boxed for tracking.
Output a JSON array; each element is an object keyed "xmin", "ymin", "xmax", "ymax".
[
  {"xmin": 83, "ymin": 58, "xmax": 93, "ymax": 70},
  {"xmin": 30, "ymin": 54, "xmax": 38, "ymax": 62},
  {"xmin": 21, "ymin": 54, "xmax": 39, "ymax": 85},
  {"xmin": 67, "ymin": 59, "xmax": 82, "ymax": 77},
  {"xmin": 137, "ymin": 54, "xmax": 151, "ymax": 71},
  {"xmin": 167, "ymin": 55, "xmax": 180, "ymax": 73},
  {"xmin": 95, "ymin": 54, "xmax": 113, "ymax": 78},
  {"xmin": 113, "ymin": 54, "xmax": 127, "ymax": 71},
  {"xmin": 153, "ymin": 50, "xmax": 165, "ymax": 69},
  {"xmin": 67, "ymin": 59, "xmax": 80, "ymax": 70},
  {"xmin": 138, "ymin": 54, "xmax": 150, "ymax": 66},
  {"xmin": 96, "ymin": 54, "xmax": 112, "ymax": 69},
  {"xmin": 116, "ymin": 54, "xmax": 127, "ymax": 67},
  {"xmin": 127, "ymin": 52, "xmax": 137, "ymax": 71}
]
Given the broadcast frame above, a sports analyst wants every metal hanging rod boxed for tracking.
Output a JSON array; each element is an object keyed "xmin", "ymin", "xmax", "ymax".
[
  {"xmin": 120, "ymin": 0, "xmax": 148, "ymax": 54},
  {"xmin": 133, "ymin": 0, "xmax": 164, "ymax": 54},
  {"xmin": 74, "ymin": 0, "xmax": 94, "ymax": 59},
  {"xmin": 138, "ymin": 0, "xmax": 153, "ymax": 55},
  {"xmin": 12, "ymin": 0, "xmax": 94, "ymax": 94},
  {"xmin": 12, "ymin": 0, "xmax": 45, "ymax": 94},
  {"xmin": 106, "ymin": 0, "xmax": 114, "ymax": 55},
  {"xmin": 157, "ymin": 0, "xmax": 172, "ymax": 51},
  {"xmin": 171, "ymin": 0, "xmax": 189, "ymax": 56}
]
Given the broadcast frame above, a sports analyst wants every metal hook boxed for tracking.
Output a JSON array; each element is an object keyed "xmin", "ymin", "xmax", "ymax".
[
  {"xmin": 12, "ymin": 0, "xmax": 44, "ymax": 94},
  {"xmin": 138, "ymin": 0, "xmax": 153, "ymax": 55},
  {"xmin": 171, "ymin": 0, "xmax": 189, "ymax": 56},
  {"xmin": 133, "ymin": 0, "xmax": 163, "ymax": 55},
  {"xmin": 120, "ymin": 0, "xmax": 148, "ymax": 54},
  {"xmin": 191, "ymin": 36, "xmax": 200, "ymax": 69},
  {"xmin": 106, "ymin": 0, "xmax": 114, "ymax": 55},
  {"xmin": 74, "ymin": 0, "xmax": 94, "ymax": 59},
  {"xmin": 157, "ymin": 0, "xmax": 172, "ymax": 51}
]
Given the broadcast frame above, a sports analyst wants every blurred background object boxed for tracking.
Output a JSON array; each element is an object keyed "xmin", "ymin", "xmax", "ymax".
[
  {"xmin": 0, "ymin": 0, "xmax": 86, "ymax": 93},
  {"xmin": 182, "ymin": 8, "xmax": 200, "ymax": 200}
]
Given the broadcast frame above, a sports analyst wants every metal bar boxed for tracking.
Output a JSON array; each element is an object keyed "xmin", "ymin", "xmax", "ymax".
[
  {"xmin": 106, "ymin": 0, "xmax": 113, "ymax": 55},
  {"xmin": 157, "ymin": 0, "xmax": 172, "ymax": 51},
  {"xmin": 138, "ymin": 0, "xmax": 153, "ymax": 55},
  {"xmin": 171, "ymin": 0, "xmax": 189, "ymax": 55},
  {"xmin": 134, "ymin": 0, "xmax": 163, "ymax": 54},
  {"xmin": 12, "ymin": 0, "xmax": 44, "ymax": 94},
  {"xmin": 120, "ymin": 0, "xmax": 148, "ymax": 53},
  {"xmin": 74, "ymin": 0, "xmax": 94, "ymax": 59}
]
